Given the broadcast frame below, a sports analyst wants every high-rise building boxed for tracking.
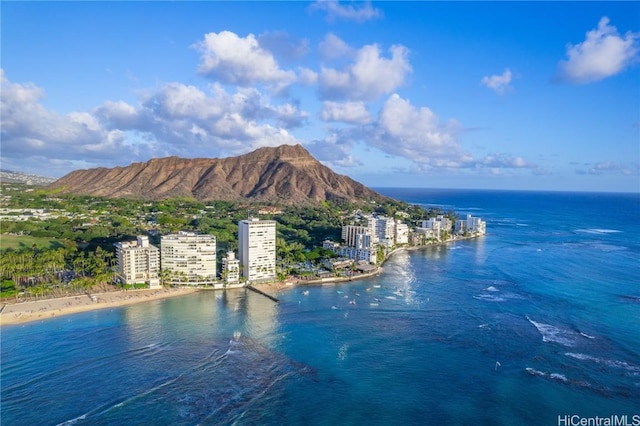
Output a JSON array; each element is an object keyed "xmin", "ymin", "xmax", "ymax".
[
  {"xmin": 115, "ymin": 236, "xmax": 160, "ymax": 288},
  {"xmin": 455, "ymin": 214, "xmax": 487, "ymax": 235},
  {"xmin": 221, "ymin": 251, "xmax": 240, "ymax": 286},
  {"xmin": 395, "ymin": 222, "xmax": 410, "ymax": 245},
  {"xmin": 238, "ymin": 218, "xmax": 276, "ymax": 283},
  {"xmin": 369, "ymin": 216, "xmax": 396, "ymax": 247},
  {"xmin": 160, "ymin": 231, "xmax": 217, "ymax": 285},
  {"xmin": 341, "ymin": 225, "xmax": 373, "ymax": 248}
]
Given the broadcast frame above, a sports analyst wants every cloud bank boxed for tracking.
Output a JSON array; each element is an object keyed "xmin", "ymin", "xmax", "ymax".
[{"xmin": 1, "ymin": 27, "xmax": 537, "ymax": 179}]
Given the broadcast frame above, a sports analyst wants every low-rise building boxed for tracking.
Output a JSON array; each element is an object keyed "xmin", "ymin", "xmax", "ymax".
[
  {"xmin": 339, "ymin": 246, "xmax": 377, "ymax": 264},
  {"xmin": 322, "ymin": 258, "xmax": 354, "ymax": 271},
  {"xmin": 221, "ymin": 251, "xmax": 240, "ymax": 286}
]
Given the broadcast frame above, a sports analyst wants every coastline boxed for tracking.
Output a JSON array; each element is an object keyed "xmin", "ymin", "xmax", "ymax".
[
  {"xmin": 0, "ymin": 287, "xmax": 198, "ymax": 326},
  {"xmin": 1, "ymin": 235, "xmax": 484, "ymax": 326},
  {"xmin": 254, "ymin": 234, "xmax": 484, "ymax": 296}
]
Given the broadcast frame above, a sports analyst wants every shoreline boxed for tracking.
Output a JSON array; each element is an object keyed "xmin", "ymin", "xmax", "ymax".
[
  {"xmin": 255, "ymin": 234, "xmax": 483, "ymax": 295},
  {"xmin": 0, "ymin": 287, "xmax": 198, "ymax": 326},
  {"xmin": 1, "ymin": 235, "xmax": 483, "ymax": 326}
]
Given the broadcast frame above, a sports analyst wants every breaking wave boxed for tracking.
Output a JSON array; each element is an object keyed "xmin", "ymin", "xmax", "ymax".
[{"xmin": 526, "ymin": 317, "xmax": 578, "ymax": 347}]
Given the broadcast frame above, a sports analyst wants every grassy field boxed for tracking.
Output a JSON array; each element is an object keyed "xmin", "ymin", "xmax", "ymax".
[{"xmin": 0, "ymin": 235, "xmax": 65, "ymax": 251}]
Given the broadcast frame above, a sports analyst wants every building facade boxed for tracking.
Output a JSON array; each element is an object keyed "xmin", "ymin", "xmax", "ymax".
[
  {"xmin": 160, "ymin": 231, "xmax": 217, "ymax": 285},
  {"xmin": 221, "ymin": 251, "xmax": 240, "ymax": 286},
  {"xmin": 238, "ymin": 218, "xmax": 277, "ymax": 283},
  {"xmin": 455, "ymin": 214, "xmax": 487, "ymax": 235},
  {"xmin": 339, "ymin": 246, "xmax": 377, "ymax": 264},
  {"xmin": 341, "ymin": 225, "xmax": 374, "ymax": 248},
  {"xmin": 369, "ymin": 216, "xmax": 396, "ymax": 248},
  {"xmin": 115, "ymin": 236, "xmax": 160, "ymax": 288},
  {"xmin": 395, "ymin": 222, "xmax": 410, "ymax": 245}
]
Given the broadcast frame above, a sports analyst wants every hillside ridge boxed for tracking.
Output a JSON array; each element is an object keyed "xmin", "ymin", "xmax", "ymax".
[{"xmin": 48, "ymin": 144, "xmax": 387, "ymax": 204}]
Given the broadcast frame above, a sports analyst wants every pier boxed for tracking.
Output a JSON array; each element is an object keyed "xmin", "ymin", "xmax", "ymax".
[{"xmin": 246, "ymin": 285, "xmax": 279, "ymax": 302}]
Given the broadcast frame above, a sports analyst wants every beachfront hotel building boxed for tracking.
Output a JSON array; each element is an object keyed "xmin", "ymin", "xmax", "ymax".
[
  {"xmin": 160, "ymin": 231, "xmax": 217, "ymax": 285},
  {"xmin": 238, "ymin": 218, "xmax": 277, "ymax": 283},
  {"xmin": 221, "ymin": 251, "xmax": 240, "ymax": 286},
  {"xmin": 115, "ymin": 236, "xmax": 160, "ymax": 288}
]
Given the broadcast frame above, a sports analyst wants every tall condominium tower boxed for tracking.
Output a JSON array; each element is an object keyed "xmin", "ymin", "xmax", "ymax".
[
  {"xmin": 160, "ymin": 231, "xmax": 217, "ymax": 285},
  {"xmin": 115, "ymin": 236, "xmax": 160, "ymax": 288},
  {"xmin": 238, "ymin": 218, "xmax": 276, "ymax": 283}
]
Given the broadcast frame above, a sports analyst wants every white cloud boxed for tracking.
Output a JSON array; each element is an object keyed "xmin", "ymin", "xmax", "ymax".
[
  {"xmin": 480, "ymin": 153, "xmax": 535, "ymax": 169},
  {"xmin": 0, "ymin": 71, "xmax": 143, "ymax": 172},
  {"xmin": 1, "ymin": 72, "xmax": 306, "ymax": 176},
  {"xmin": 193, "ymin": 31, "xmax": 297, "ymax": 92},
  {"xmin": 314, "ymin": 94, "xmax": 537, "ymax": 173},
  {"xmin": 306, "ymin": 133, "xmax": 363, "ymax": 168},
  {"xmin": 297, "ymin": 67, "xmax": 319, "ymax": 85},
  {"xmin": 370, "ymin": 94, "xmax": 468, "ymax": 167},
  {"xmin": 124, "ymin": 82, "xmax": 305, "ymax": 153},
  {"xmin": 481, "ymin": 68, "xmax": 513, "ymax": 94},
  {"xmin": 320, "ymin": 101, "xmax": 371, "ymax": 124},
  {"xmin": 309, "ymin": 0, "xmax": 382, "ymax": 23},
  {"xmin": 319, "ymin": 33, "xmax": 355, "ymax": 60},
  {"xmin": 319, "ymin": 43, "xmax": 411, "ymax": 101},
  {"xmin": 557, "ymin": 17, "xmax": 640, "ymax": 84}
]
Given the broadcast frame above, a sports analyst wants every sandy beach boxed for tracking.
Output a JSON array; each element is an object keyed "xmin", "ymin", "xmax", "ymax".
[{"xmin": 0, "ymin": 287, "xmax": 198, "ymax": 326}]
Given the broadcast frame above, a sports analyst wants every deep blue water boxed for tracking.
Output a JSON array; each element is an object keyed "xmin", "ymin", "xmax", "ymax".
[{"xmin": 2, "ymin": 189, "xmax": 639, "ymax": 425}]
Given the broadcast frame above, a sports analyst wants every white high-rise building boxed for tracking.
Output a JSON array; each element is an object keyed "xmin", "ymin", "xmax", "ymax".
[
  {"xmin": 342, "ymin": 225, "xmax": 374, "ymax": 249},
  {"xmin": 395, "ymin": 222, "xmax": 409, "ymax": 245},
  {"xmin": 115, "ymin": 236, "xmax": 160, "ymax": 288},
  {"xmin": 369, "ymin": 216, "xmax": 396, "ymax": 247},
  {"xmin": 221, "ymin": 251, "xmax": 240, "ymax": 286},
  {"xmin": 238, "ymin": 218, "xmax": 276, "ymax": 283},
  {"xmin": 161, "ymin": 231, "xmax": 217, "ymax": 285}
]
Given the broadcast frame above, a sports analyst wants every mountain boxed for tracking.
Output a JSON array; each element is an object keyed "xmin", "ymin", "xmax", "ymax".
[
  {"xmin": 48, "ymin": 144, "xmax": 388, "ymax": 204},
  {"xmin": 0, "ymin": 170, "xmax": 56, "ymax": 186}
]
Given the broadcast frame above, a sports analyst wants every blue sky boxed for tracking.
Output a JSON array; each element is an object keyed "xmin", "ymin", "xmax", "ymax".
[{"xmin": 2, "ymin": 1, "xmax": 639, "ymax": 192}]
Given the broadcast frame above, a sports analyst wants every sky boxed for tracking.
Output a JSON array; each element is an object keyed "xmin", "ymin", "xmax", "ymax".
[{"xmin": 1, "ymin": 1, "xmax": 639, "ymax": 192}]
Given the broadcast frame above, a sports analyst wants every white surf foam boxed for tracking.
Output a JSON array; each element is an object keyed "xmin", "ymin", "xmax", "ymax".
[
  {"xmin": 484, "ymin": 286, "xmax": 499, "ymax": 292},
  {"xmin": 526, "ymin": 317, "xmax": 577, "ymax": 347},
  {"xmin": 526, "ymin": 368, "xmax": 589, "ymax": 387},
  {"xmin": 579, "ymin": 332, "xmax": 596, "ymax": 339},
  {"xmin": 575, "ymin": 228, "xmax": 622, "ymax": 235},
  {"xmin": 565, "ymin": 353, "xmax": 640, "ymax": 373},
  {"xmin": 474, "ymin": 294, "xmax": 506, "ymax": 302}
]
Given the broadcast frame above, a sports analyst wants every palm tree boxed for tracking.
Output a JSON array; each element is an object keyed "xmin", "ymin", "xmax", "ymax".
[{"xmin": 159, "ymin": 268, "xmax": 172, "ymax": 288}]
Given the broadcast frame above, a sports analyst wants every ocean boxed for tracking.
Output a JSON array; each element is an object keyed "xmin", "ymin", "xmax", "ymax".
[{"xmin": 1, "ymin": 189, "xmax": 638, "ymax": 425}]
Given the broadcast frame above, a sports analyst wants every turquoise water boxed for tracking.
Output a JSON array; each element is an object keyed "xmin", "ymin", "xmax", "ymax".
[{"xmin": 2, "ymin": 189, "xmax": 639, "ymax": 425}]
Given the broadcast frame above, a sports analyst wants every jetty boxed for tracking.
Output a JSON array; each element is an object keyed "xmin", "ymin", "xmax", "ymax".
[{"xmin": 246, "ymin": 285, "xmax": 279, "ymax": 302}]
